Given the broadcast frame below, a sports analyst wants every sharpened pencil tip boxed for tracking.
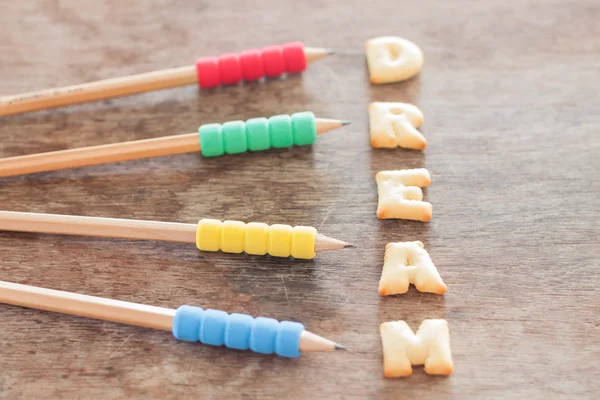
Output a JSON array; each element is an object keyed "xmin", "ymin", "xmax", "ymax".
[
  {"xmin": 326, "ymin": 49, "xmax": 336, "ymax": 55},
  {"xmin": 341, "ymin": 120, "xmax": 352, "ymax": 126},
  {"xmin": 335, "ymin": 343, "xmax": 346, "ymax": 350},
  {"xmin": 343, "ymin": 243, "xmax": 356, "ymax": 249}
]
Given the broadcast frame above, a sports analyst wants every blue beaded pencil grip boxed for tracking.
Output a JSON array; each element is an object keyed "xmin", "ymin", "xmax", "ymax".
[
  {"xmin": 0, "ymin": 281, "xmax": 343, "ymax": 357},
  {"xmin": 0, "ymin": 112, "xmax": 350, "ymax": 178}
]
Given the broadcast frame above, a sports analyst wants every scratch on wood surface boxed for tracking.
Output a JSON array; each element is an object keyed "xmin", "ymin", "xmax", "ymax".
[
  {"xmin": 106, "ymin": 333, "xmax": 133, "ymax": 361},
  {"xmin": 318, "ymin": 206, "xmax": 335, "ymax": 230},
  {"xmin": 318, "ymin": 62, "xmax": 341, "ymax": 83},
  {"xmin": 167, "ymin": 285, "xmax": 183, "ymax": 298},
  {"xmin": 280, "ymin": 275, "xmax": 293, "ymax": 314}
]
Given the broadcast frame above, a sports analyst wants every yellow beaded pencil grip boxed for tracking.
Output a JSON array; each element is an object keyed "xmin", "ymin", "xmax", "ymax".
[{"xmin": 0, "ymin": 211, "xmax": 353, "ymax": 259}]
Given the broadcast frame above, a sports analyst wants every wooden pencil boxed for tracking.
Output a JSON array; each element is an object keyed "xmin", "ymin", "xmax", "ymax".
[
  {"xmin": 0, "ymin": 118, "xmax": 349, "ymax": 178},
  {"xmin": 0, "ymin": 211, "xmax": 353, "ymax": 253},
  {"xmin": 0, "ymin": 280, "xmax": 344, "ymax": 354},
  {"xmin": 0, "ymin": 47, "xmax": 332, "ymax": 117}
]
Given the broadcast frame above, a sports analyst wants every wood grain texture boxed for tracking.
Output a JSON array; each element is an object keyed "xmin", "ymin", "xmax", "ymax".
[{"xmin": 0, "ymin": 0, "xmax": 598, "ymax": 399}]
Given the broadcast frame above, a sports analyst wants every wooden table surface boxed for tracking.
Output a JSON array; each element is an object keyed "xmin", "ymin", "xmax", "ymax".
[{"xmin": 1, "ymin": 0, "xmax": 598, "ymax": 398}]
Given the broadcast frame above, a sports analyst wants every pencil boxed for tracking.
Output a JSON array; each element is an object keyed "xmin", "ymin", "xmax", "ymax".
[
  {"xmin": 0, "ymin": 114, "xmax": 350, "ymax": 178},
  {"xmin": 0, "ymin": 211, "xmax": 353, "ymax": 258},
  {"xmin": 0, "ymin": 44, "xmax": 333, "ymax": 117},
  {"xmin": 0, "ymin": 280, "xmax": 344, "ymax": 357}
]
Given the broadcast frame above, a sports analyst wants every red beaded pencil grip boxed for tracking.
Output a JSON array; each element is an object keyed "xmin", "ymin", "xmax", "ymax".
[{"xmin": 0, "ymin": 42, "xmax": 333, "ymax": 116}]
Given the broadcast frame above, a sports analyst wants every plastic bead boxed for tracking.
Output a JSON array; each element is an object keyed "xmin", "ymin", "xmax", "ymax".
[
  {"xmin": 172, "ymin": 305, "xmax": 305, "ymax": 358},
  {"xmin": 222, "ymin": 120, "xmax": 247, "ymax": 155},
  {"xmin": 224, "ymin": 313, "xmax": 254, "ymax": 350},
  {"xmin": 220, "ymin": 220, "xmax": 246, "ymax": 253},
  {"xmin": 244, "ymin": 222, "xmax": 270, "ymax": 255},
  {"xmin": 218, "ymin": 53, "xmax": 242, "ymax": 85},
  {"xmin": 250, "ymin": 317, "xmax": 279, "ymax": 354},
  {"xmin": 268, "ymin": 114, "xmax": 293, "ymax": 149},
  {"xmin": 290, "ymin": 226, "xmax": 318, "ymax": 259},
  {"xmin": 172, "ymin": 305, "xmax": 204, "ymax": 342},
  {"xmin": 196, "ymin": 219, "xmax": 222, "ymax": 251},
  {"xmin": 199, "ymin": 309, "xmax": 228, "ymax": 346},
  {"xmin": 199, "ymin": 124, "xmax": 225, "ymax": 158},
  {"xmin": 261, "ymin": 45, "xmax": 286, "ymax": 78},
  {"xmin": 268, "ymin": 224, "xmax": 293, "ymax": 257},
  {"xmin": 283, "ymin": 42, "xmax": 307, "ymax": 74},
  {"xmin": 195, "ymin": 57, "xmax": 221, "ymax": 89},
  {"xmin": 195, "ymin": 219, "xmax": 318, "ymax": 259},
  {"xmin": 275, "ymin": 321, "xmax": 304, "ymax": 358},
  {"xmin": 291, "ymin": 111, "xmax": 317, "ymax": 146},
  {"xmin": 245, "ymin": 117, "xmax": 271, "ymax": 151},
  {"xmin": 239, "ymin": 49, "xmax": 264, "ymax": 81}
]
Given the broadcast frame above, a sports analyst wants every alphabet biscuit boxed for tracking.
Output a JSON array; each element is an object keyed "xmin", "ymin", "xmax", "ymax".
[
  {"xmin": 379, "ymin": 241, "xmax": 447, "ymax": 296},
  {"xmin": 376, "ymin": 169, "xmax": 432, "ymax": 221},
  {"xmin": 380, "ymin": 319, "xmax": 453, "ymax": 377},
  {"xmin": 366, "ymin": 36, "xmax": 424, "ymax": 84},
  {"xmin": 369, "ymin": 102, "xmax": 426, "ymax": 150}
]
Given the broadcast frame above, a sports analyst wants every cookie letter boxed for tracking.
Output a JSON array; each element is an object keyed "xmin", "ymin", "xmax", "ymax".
[
  {"xmin": 380, "ymin": 319, "xmax": 453, "ymax": 377},
  {"xmin": 369, "ymin": 102, "xmax": 426, "ymax": 149},
  {"xmin": 379, "ymin": 241, "xmax": 446, "ymax": 295},
  {"xmin": 376, "ymin": 169, "xmax": 432, "ymax": 221},
  {"xmin": 366, "ymin": 36, "xmax": 424, "ymax": 84}
]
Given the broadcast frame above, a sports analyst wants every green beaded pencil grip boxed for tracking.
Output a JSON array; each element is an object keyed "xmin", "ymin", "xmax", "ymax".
[{"xmin": 0, "ymin": 112, "xmax": 350, "ymax": 177}]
